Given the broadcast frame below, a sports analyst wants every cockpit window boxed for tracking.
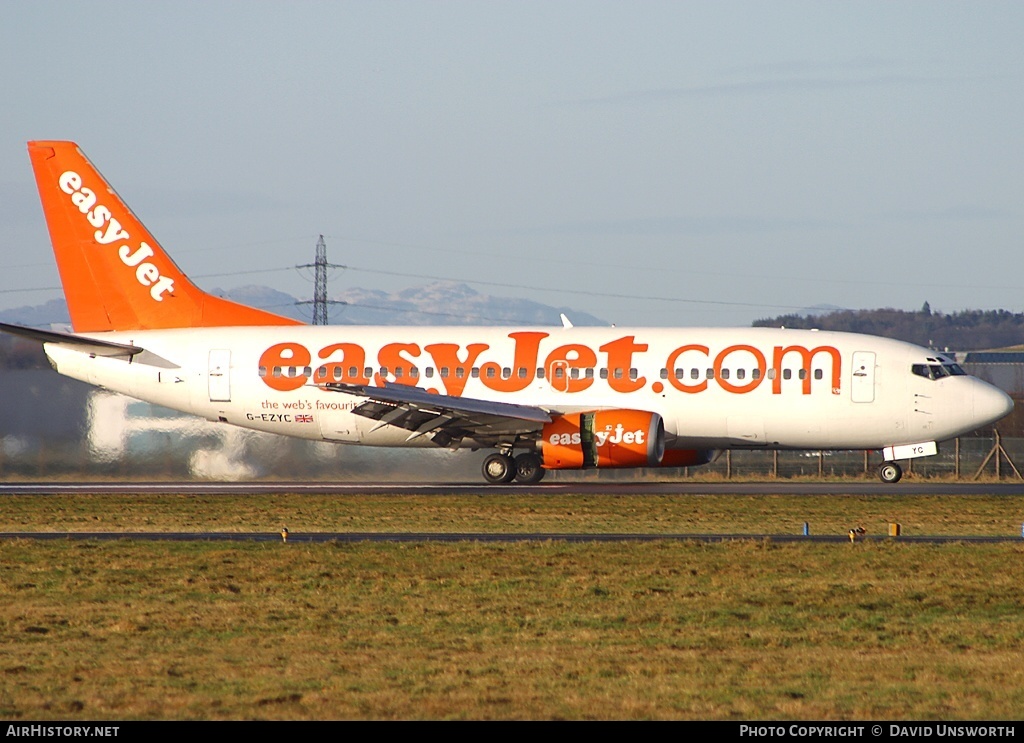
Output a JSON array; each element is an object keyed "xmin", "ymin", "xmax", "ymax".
[{"xmin": 912, "ymin": 363, "xmax": 967, "ymax": 380}]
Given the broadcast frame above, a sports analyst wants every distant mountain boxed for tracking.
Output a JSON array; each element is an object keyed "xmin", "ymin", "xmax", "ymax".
[
  {"xmin": 0, "ymin": 281, "xmax": 607, "ymax": 328},
  {"xmin": 0, "ymin": 298, "xmax": 71, "ymax": 327},
  {"xmin": 328, "ymin": 281, "xmax": 606, "ymax": 326},
  {"xmin": 209, "ymin": 285, "xmax": 304, "ymax": 320}
]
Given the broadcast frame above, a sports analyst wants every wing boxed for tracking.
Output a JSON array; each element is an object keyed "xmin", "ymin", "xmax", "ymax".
[{"xmin": 319, "ymin": 381, "xmax": 555, "ymax": 448}]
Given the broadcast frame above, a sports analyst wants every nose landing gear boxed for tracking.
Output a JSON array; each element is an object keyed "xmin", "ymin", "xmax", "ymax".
[{"xmin": 878, "ymin": 461, "xmax": 903, "ymax": 484}]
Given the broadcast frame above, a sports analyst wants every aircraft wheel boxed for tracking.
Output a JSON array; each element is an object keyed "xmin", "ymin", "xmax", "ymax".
[
  {"xmin": 482, "ymin": 453, "xmax": 516, "ymax": 484},
  {"xmin": 878, "ymin": 461, "xmax": 903, "ymax": 484},
  {"xmin": 514, "ymin": 453, "xmax": 545, "ymax": 484}
]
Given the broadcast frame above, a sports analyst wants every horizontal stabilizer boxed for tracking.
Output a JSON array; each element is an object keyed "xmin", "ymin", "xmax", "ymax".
[{"xmin": 0, "ymin": 322, "xmax": 143, "ymax": 358}]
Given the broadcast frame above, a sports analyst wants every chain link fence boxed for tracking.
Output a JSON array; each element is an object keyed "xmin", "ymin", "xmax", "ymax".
[
  {"xmin": 681, "ymin": 434, "xmax": 1023, "ymax": 480},
  {"xmin": 1, "ymin": 431, "xmax": 1020, "ymax": 482},
  {"xmin": 0, "ymin": 379, "xmax": 1021, "ymax": 482}
]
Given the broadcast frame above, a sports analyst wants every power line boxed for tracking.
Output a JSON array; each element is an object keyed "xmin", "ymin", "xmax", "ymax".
[{"xmin": 295, "ymin": 235, "xmax": 345, "ymax": 325}]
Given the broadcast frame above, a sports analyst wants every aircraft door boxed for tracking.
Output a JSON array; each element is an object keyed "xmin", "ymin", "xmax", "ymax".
[
  {"xmin": 851, "ymin": 351, "xmax": 875, "ymax": 403},
  {"xmin": 208, "ymin": 349, "xmax": 231, "ymax": 402},
  {"xmin": 548, "ymin": 360, "xmax": 570, "ymax": 393}
]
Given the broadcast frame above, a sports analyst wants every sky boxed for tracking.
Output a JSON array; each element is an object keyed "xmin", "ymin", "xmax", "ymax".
[{"xmin": 1, "ymin": 1, "xmax": 1022, "ymax": 328}]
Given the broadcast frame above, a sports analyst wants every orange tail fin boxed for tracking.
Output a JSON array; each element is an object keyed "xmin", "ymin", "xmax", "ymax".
[{"xmin": 28, "ymin": 141, "xmax": 302, "ymax": 332}]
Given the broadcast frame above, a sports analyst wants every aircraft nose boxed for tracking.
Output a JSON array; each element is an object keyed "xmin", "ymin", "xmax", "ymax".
[{"xmin": 974, "ymin": 381, "xmax": 1014, "ymax": 427}]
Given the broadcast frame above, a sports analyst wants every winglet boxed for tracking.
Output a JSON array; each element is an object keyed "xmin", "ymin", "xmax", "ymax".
[
  {"xmin": 27, "ymin": 141, "xmax": 302, "ymax": 332},
  {"xmin": 560, "ymin": 313, "xmax": 574, "ymax": 329}
]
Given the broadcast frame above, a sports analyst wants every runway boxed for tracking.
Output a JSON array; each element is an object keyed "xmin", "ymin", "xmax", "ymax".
[{"xmin": 3, "ymin": 480, "xmax": 1024, "ymax": 496}]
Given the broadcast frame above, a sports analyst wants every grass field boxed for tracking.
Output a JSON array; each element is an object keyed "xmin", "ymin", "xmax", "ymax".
[
  {"xmin": 3, "ymin": 490, "xmax": 1024, "ymax": 536},
  {"xmin": 2, "ymin": 491, "xmax": 1024, "ymax": 720}
]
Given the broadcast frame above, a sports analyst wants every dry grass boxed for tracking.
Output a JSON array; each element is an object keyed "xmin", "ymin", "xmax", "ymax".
[
  {"xmin": 1, "ymin": 492, "xmax": 1024, "ymax": 719},
  {"xmin": 0, "ymin": 491, "xmax": 1022, "ymax": 537}
]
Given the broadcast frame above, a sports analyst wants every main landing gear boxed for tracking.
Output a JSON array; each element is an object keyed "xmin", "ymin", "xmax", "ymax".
[
  {"xmin": 878, "ymin": 461, "xmax": 903, "ymax": 484},
  {"xmin": 482, "ymin": 451, "xmax": 545, "ymax": 485}
]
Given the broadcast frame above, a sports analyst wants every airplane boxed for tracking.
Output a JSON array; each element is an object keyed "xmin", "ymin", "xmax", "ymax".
[{"xmin": 0, "ymin": 140, "xmax": 1013, "ymax": 485}]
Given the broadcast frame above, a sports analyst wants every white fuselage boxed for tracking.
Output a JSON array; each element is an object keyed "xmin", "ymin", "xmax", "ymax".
[{"xmin": 43, "ymin": 325, "xmax": 1012, "ymax": 453}]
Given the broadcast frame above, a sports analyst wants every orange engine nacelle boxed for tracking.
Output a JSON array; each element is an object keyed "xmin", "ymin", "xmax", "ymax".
[
  {"xmin": 541, "ymin": 410, "xmax": 665, "ymax": 469},
  {"xmin": 660, "ymin": 448, "xmax": 716, "ymax": 467}
]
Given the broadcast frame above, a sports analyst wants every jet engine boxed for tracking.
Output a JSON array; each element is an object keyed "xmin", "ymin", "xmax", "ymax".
[
  {"xmin": 541, "ymin": 410, "xmax": 665, "ymax": 469},
  {"xmin": 660, "ymin": 448, "xmax": 716, "ymax": 467}
]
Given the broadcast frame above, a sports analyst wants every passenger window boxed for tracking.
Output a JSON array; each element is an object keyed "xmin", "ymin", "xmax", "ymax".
[
  {"xmin": 690, "ymin": 369, "xmax": 699, "ymax": 380},
  {"xmin": 736, "ymin": 369, "xmax": 745, "ymax": 380},
  {"xmin": 814, "ymin": 369, "xmax": 822, "ymax": 380},
  {"xmin": 752, "ymin": 368, "xmax": 761, "ymax": 380},
  {"xmin": 721, "ymin": 368, "xmax": 730, "ymax": 380},
  {"xmin": 783, "ymin": 369, "xmax": 792, "ymax": 380},
  {"xmin": 258, "ymin": 366, "xmax": 267, "ymax": 378}
]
